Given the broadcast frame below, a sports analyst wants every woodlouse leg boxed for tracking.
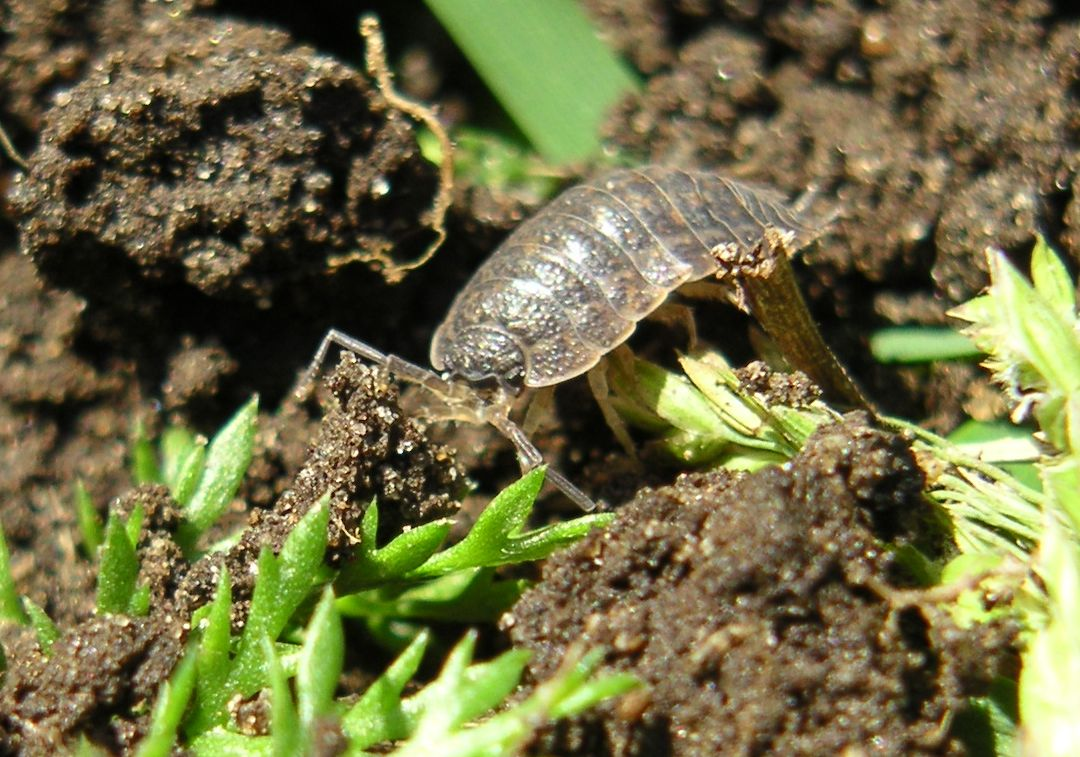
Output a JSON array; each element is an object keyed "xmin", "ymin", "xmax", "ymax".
[
  {"xmin": 301, "ymin": 329, "xmax": 456, "ymax": 399},
  {"xmin": 0, "ymin": 121, "xmax": 28, "ymax": 171},
  {"xmin": 303, "ymin": 329, "xmax": 599, "ymax": 512},
  {"xmin": 489, "ymin": 413, "xmax": 599, "ymax": 512},
  {"xmin": 587, "ymin": 357, "xmax": 641, "ymax": 465},
  {"xmin": 522, "ymin": 385, "xmax": 556, "ymax": 436}
]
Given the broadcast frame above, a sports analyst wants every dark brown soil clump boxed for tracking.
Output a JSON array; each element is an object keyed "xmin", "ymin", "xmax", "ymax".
[
  {"xmin": 8, "ymin": 13, "xmax": 440, "ymax": 308},
  {"xmin": 506, "ymin": 416, "xmax": 1013, "ymax": 755}
]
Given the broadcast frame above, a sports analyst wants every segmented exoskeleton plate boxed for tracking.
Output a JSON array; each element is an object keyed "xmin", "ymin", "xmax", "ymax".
[{"xmin": 430, "ymin": 166, "xmax": 818, "ymax": 387}]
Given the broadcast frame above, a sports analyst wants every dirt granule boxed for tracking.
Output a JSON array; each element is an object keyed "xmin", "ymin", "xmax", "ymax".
[{"xmin": 506, "ymin": 415, "xmax": 1013, "ymax": 755}]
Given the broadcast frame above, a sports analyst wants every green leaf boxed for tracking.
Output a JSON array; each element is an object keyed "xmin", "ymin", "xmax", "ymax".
[
  {"xmin": 392, "ymin": 644, "xmax": 638, "ymax": 757},
  {"xmin": 137, "ymin": 648, "xmax": 198, "ymax": 757},
  {"xmin": 337, "ymin": 568, "xmax": 527, "ymax": 624},
  {"xmin": 335, "ymin": 499, "xmax": 452, "ymax": 593},
  {"xmin": 406, "ymin": 468, "xmax": 612, "ymax": 578},
  {"xmin": 988, "ymin": 250, "xmax": 1080, "ymax": 397},
  {"xmin": 342, "ymin": 629, "xmax": 431, "ymax": 746},
  {"xmin": 188, "ymin": 571, "xmax": 233, "ymax": 736},
  {"xmin": 128, "ymin": 584, "xmax": 151, "ymax": 617},
  {"xmin": 96, "ymin": 513, "xmax": 139, "ymax": 615},
  {"xmin": 1030, "ymin": 234, "xmax": 1076, "ymax": 320},
  {"xmin": 74, "ymin": 480, "xmax": 104, "ymax": 556},
  {"xmin": 178, "ymin": 396, "xmax": 258, "ymax": 551},
  {"xmin": 227, "ymin": 499, "xmax": 329, "ymax": 700},
  {"xmin": 402, "ymin": 640, "xmax": 530, "ymax": 733},
  {"xmin": 296, "ymin": 587, "xmax": 343, "ymax": 731},
  {"xmin": 172, "ymin": 443, "xmax": 208, "ymax": 507},
  {"xmin": 953, "ymin": 676, "xmax": 1017, "ymax": 757},
  {"xmin": 423, "ymin": 0, "xmax": 638, "ymax": 163},
  {"xmin": 265, "ymin": 637, "xmax": 301, "ymax": 757},
  {"xmin": 1019, "ymin": 520, "xmax": 1080, "ymax": 756},
  {"xmin": 869, "ymin": 326, "xmax": 982, "ymax": 364},
  {"xmin": 125, "ymin": 503, "xmax": 145, "ymax": 549},
  {"xmin": 21, "ymin": 598, "xmax": 59, "ymax": 653},
  {"xmin": 189, "ymin": 730, "xmax": 271, "ymax": 756},
  {"xmin": 0, "ymin": 524, "xmax": 27, "ymax": 624},
  {"xmin": 160, "ymin": 427, "xmax": 200, "ymax": 490}
]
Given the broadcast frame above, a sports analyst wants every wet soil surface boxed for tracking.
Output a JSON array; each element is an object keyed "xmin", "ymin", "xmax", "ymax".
[{"xmin": 0, "ymin": 0, "xmax": 1071, "ymax": 753}]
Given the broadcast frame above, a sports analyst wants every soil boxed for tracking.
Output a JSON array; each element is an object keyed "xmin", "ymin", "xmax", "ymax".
[{"xmin": 0, "ymin": 0, "xmax": 1071, "ymax": 754}]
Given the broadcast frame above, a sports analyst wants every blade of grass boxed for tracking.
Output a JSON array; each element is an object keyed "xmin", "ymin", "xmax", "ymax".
[
  {"xmin": 870, "ymin": 326, "xmax": 982, "ymax": 364},
  {"xmin": 296, "ymin": 588, "xmax": 344, "ymax": 731},
  {"xmin": 423, "ymin": 0, "xmax": 638, "ymax": 162},
  {"xmin": 137, "ymin": 649, "xmax": 197, "ymax": 757}
]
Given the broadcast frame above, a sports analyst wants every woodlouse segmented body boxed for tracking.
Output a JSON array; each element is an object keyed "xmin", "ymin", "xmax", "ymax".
[{"xmin": 430, "ymin": 166, "xmax": 818, "ymax": 388}]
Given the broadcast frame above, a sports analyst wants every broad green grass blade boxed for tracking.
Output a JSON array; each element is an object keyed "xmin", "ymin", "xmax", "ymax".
[
  {"xmin": 423, "ymin": 0, "xmax": 638, "ymax": 162},
  {"xmin": 870, "ymin": 326, "xmax": 982, "ymax": 363}
]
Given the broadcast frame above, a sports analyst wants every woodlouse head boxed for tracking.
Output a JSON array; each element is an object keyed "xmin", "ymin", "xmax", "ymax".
[{"xmin": 430, "ymin": 324, "xmax": 527, "ymax": 389}]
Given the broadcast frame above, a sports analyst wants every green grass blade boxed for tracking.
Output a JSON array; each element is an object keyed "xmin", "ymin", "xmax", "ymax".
[
  {"xmin": 265, "ymin": 637, "xmax": 301, "ymax": 757},
  {"xmin": 342, "ymin": 629, "xmax": 431, "ymax": 746},
  {"xmin": 227, "ymin": 499, "xmax": 329, "ymax": 699},
  {"xmin": 423, "ymin": 0, "xmax": 638, "ymax": 162},
  {"xmin": 296, "ymin": 588, "xmax": 344, "ymax": 731},
  {"xmin": 1030, "ymin": 234, "xmax": 1076, "ymax": 319},
  {"xmin": 870, "ymin": 326, "xmax": 982, "ymax": 363},
  {"xmin": 407, "ymin": 468, "xmax": 611, "ymax": 578},
  {"xmin": 74, "ymin": 480, "xmax": 104, "ymax": 556},
  {"xmin": 131, "ymin": 420, "xmax": 161, "ymax": 485},
  {"xmin": 188, "ymin": 571, "xmax": 234, "ymax": 735}
]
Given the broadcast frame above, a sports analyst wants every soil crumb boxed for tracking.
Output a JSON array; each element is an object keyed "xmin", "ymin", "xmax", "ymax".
[{"xmin": 505, "ymin": 415, "xmax": 1013, "ymax": 755}]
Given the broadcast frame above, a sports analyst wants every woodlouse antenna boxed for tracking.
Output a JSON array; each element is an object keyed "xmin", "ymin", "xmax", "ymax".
[{"xmin": 302, "ymin": 329, "xmax": 599, "ymax": 512}]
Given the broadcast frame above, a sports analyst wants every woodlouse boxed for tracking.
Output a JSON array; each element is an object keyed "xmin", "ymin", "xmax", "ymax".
[
  {"xmin": 430, "ymin": 165, "xmax": 818, "ymax": 388},
  {"xmin": 312, "ymin": 165, "xmax": 857, "ymax": 511}
]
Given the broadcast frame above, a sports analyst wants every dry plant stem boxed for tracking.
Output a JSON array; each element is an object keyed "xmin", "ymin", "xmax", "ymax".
[
  {"xmin": 728, "ymin": 228, "xmax": 872, "ymax": 410},
  {"xmin": 328, "ymin": 15, "xmax": 453, "ymax": 282}
]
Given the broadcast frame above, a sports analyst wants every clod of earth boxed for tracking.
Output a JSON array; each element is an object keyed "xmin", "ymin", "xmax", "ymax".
[
  {"xmin": 7, "ymin": 13, "xmax": 441, "ymax": 309},
  {"xmin": 505, "ymin": 414, "xmax": 1015, "ymax": 755}
]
